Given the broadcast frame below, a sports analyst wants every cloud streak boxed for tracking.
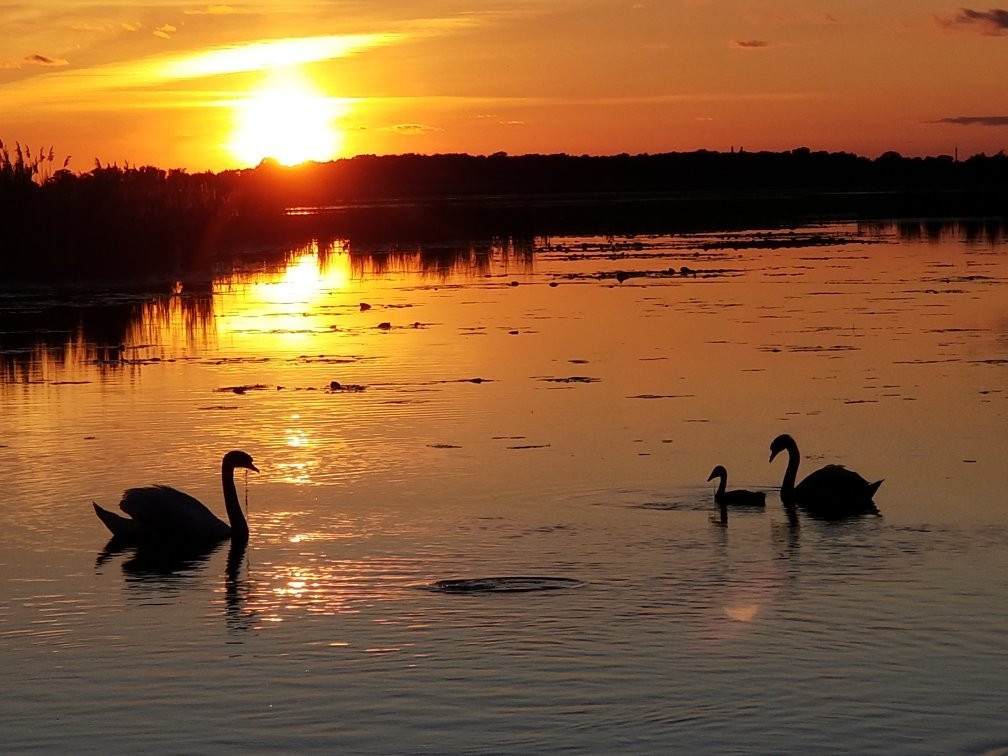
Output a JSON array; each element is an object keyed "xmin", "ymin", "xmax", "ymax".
[
  {"xmin": 0, "ymin": 33, "xmax": 401, "ymax": 112},
  {"xmin": 383, "ymin": 123, "xmax": 443, "ymax": 135},
  {"xmin": 937, "ymin": 8, "xmax": 1008, "ymax": 34},
  {"xmin": 734, "ymin": 39, "xmax": 770, "ymax": 49},
  {"xmin": 184, "ymin": 4, "xmax": 245, "ymax": 14},
  {"xmin": 159, "ymin": 33, "xmax": 399, "ymax": 80}
]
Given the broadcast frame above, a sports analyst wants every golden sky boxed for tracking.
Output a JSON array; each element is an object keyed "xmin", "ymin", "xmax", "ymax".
[{"xmin": 2, "ymin": 1, "xmax": 1008, "ymax": 171}]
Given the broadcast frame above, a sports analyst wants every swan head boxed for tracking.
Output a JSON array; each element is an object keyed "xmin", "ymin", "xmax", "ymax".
[
  {"xmin": 769, "ymin": 433, "xmax": 796, "ymax": 463},
  {"xmin": 707, "ymin": 465, "xmax": 727, "ymax": 482},
  {"xmin": 223, "ymin": 450, "xmax": 259, "ymax": 473}
]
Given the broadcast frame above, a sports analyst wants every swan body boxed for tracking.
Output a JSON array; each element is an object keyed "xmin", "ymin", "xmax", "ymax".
[
  {"xmin": 93, "ymin": 450, "xmax": 258, "ymax": 544},
  {"xmin": 707, "ymin": 465, "xmax": 767, "ymax": 507},
  {"xmin": 769, "ymin": 434, "xmax": 881, "ymax": 517}
]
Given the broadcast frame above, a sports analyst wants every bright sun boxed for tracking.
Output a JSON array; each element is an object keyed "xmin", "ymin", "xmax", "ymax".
[{"xmin": 228, "ymin": 69, "xmax": 344, "ymax": 166}]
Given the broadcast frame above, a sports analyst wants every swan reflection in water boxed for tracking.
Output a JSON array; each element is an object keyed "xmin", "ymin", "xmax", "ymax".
[
  {"xmin": 707, "ymin": 464, "xmax": 767, "ymax": 527},
  {"xmin": 95, "ymin": 531, "xmax": 257, "ymax": 633}
]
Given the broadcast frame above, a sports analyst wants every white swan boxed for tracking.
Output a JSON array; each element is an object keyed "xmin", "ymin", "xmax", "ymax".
[
  {"xmin": 93, "ymin": 450, "xmax": 258, "ymax": 544},
  {"xmin": 769, "ymin": 434, "xmax": 881, "ymax": 517}
]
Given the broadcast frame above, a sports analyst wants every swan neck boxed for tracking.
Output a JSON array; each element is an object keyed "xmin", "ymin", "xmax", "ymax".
[
  {"xmin": 715, "ymin": 475, "xmax": 726, "ymax": 497},
  {"xmin": 222, "ymin": 462, "xmax": 249, "ymax": 542},
  {"xmin": 780, "ymin": 444, "xmax": 800, "ymax": 505}
]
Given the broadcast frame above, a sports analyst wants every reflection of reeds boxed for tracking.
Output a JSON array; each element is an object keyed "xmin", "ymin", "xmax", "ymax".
[
  {"xmin": 860, "ymin": 219, "xmax": 1008, "ymax": 244},
  {"xmin": 0, "ymin": 286, "xmax": 215, "ymax": 383},
  {"xmin": 347, "ymin": 238, "xmax": 534, "ymax": 279}
]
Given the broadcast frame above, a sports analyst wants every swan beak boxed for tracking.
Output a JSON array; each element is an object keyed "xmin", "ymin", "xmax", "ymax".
[{"xmin": 249, "ymin": 463, "xmax": 260, "ymax": 473}]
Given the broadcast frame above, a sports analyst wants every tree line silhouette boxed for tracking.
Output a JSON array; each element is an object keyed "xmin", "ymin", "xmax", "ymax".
[{"xmin": 2, "ymin": 139, "xmax": 1007, "ymax": 279}]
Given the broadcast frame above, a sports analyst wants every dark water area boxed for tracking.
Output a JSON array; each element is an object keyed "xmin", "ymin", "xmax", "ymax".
[{"xmin": 2, "ymin": 220, "xmax": 1008, "ymax": 753}]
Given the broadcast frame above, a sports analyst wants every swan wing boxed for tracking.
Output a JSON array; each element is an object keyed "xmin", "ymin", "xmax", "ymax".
[
  {"xmin": 795, "ymin": 465, "xmax": 880, "ymax": 514},
  {"xmin": 119, "ymin": 485, "xmax": 230, "ymax": 540},
  {"xmin": 798, "ymin": 464, "xmax": 869, "ymax": 488}
]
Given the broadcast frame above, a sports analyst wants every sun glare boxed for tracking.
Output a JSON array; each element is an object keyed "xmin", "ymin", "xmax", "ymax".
[{"xmin": 229, "ymin": 70, "xmax": 345, "ymax": 166}]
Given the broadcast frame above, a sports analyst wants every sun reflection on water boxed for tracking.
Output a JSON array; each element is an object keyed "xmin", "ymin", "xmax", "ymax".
[
  {"xmin": 230, "ymin": 556, "xmax": 418, "ymax": 625},
  {"xmin": 214, "ymin": 242, "xmax": 353, "ymax": 352}
]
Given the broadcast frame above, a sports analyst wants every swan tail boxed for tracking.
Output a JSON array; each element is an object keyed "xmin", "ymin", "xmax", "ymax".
[
  {"xmin": 866, "ymin": 479, "xmax": 883, "ymax": 498},
  {"xmin": 93, "ymin": 502, "xmax": 147, "ymax": 540}
]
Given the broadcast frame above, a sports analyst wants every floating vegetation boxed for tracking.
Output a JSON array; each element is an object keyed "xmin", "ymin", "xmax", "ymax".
[
  {"xmin": 759, "ymin": 344, "xmax": 859, "ymax": 353},
  {"xmin": 328, "ymin": 381, "xmax": 366, "ymax": 392},
  {"xmin": 603, "ymin": 267, "xmax": 735, "ymax": 283},
  {"xmin": 628, "ymin": 394, "xmax": 694, "ymax": 399},
  {"xmin": 540, "ymin": 376, "xmax": 599, "ymax": 383},
  {"xmin": 294, "ymin": 357, "xmax": 362, "ymax": 366},
  {"xmin": 214, "ymin": 384, "xmax": 270, "ymax": 394},
  {"xmin": 424, "ymin": 576, "xmax": 585, "ymax": 594}
]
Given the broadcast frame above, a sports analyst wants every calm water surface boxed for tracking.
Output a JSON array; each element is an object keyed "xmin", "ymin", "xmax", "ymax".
[{"xmin": 2, "ymin": 223, "xmax": 1007, "ymax": 753}]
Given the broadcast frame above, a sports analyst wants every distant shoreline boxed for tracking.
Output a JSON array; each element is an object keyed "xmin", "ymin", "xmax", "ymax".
[{"xmin": 2, "ymin": 146, "xmax": 1006, "ymax": 278}]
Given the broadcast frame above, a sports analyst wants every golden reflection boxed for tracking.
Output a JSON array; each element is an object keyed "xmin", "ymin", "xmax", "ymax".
[
  {"xmin": 723, "ymin": 605, "xmax": 760, "ymax": 622},
  {"xmin": 214, "ymin": 242, "xmax": 352, "ymax": 350},
  {"xmin": 261, "ymin": 563, "xmax": 355, "ymax": 619},
  {"xmin": 277, "ymin": 461, "xmax": 317, "ymax": 485},
  {"xmin": 228, "ymin": 68, "xmax": 349, "ymax": 166},
  {"xmin": 268, "ymin": 245, "xmax": 349, "ymax": 303}
]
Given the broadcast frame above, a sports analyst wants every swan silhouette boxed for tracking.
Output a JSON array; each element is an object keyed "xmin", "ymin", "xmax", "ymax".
[
  {"xmin": 769, "ymin": 434, "xmax": 881, "ymax": 517},
  {"xmin": 707, "ymin": 465, "xmax": 767, "ymax": 507},
  {"xmin": 93, "ymin": 450, "xmax": 258, "ymax": 544}
]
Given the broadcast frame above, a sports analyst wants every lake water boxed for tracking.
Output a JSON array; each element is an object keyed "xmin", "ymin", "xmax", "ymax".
[{"xmin": 2, "ymin": 222, "xmax": 1007, "ymax": 753}]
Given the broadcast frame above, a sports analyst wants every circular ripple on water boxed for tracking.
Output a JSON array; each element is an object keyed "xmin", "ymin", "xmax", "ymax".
[{"xmin": 424, "ymin": 576, "xmax": 586, "ymax": 594}]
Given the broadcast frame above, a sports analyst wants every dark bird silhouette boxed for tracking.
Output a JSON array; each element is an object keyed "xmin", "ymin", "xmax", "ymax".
[
  {"xmin": 707, "ymin": 465, "xmax": 767, "ymax": 507},
  {"xmin": 769, "ymin": 434, "xmax": 881, "ymax": 518},
  {"xmin": 93, "ymin": 450, "xmax": 258, "ymax": 545}
]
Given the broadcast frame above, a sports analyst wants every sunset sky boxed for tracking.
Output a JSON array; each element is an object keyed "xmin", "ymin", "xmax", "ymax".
[{"xmin": 3, "ymin": 1, "xmax": 1008, "ymax": 172}]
